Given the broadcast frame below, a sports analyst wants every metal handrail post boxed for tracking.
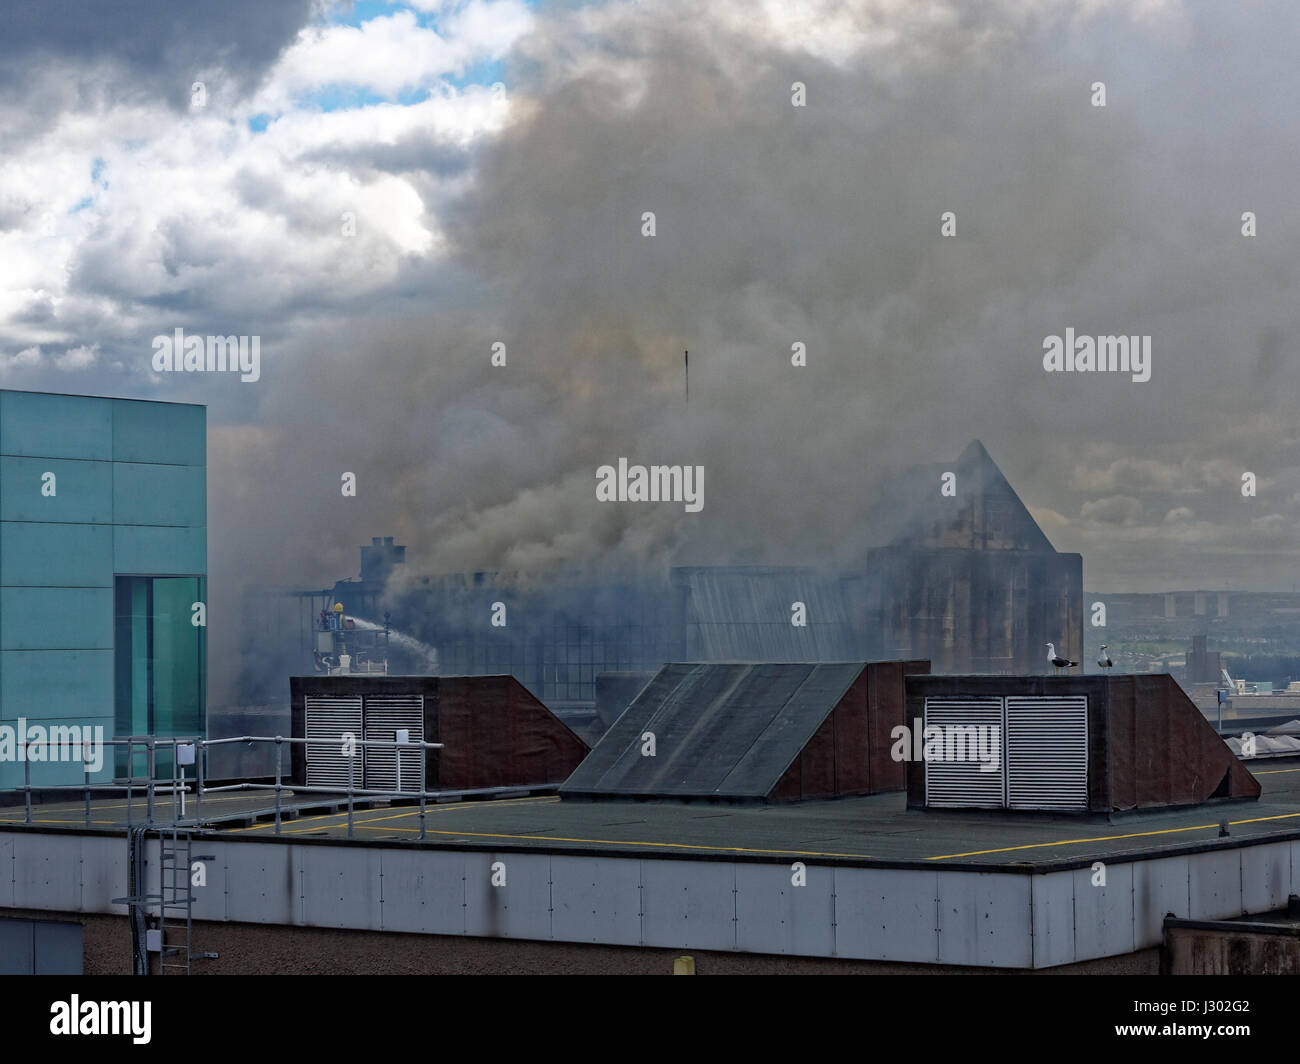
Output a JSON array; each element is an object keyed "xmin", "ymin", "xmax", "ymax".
[
  {"xmin": 83, "ymin": 740, "xmax": 91, "ymax": 826},
  {"xmin": 146, "ymin": 740, "xmax": 156, "ymax": 825},
  {"xmin": 0, "ymin": 734, "xmax": 460, "ymax": 833},
  {"xmin": 274, "ymin": 736, "xmax": 283, "ymax": 835},
  {"xmin": 347, "ymin": 743, "xmax": 355, "ymax": 840}
]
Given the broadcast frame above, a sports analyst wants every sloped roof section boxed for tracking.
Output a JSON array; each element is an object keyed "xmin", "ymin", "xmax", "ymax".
[
  {"xmin": 560, "ymin": 662, "xmax": 866, "ymax": 800},
  {"xmin": 883, "ymin": 440, "xmax": 1056, "ymax": 552}
]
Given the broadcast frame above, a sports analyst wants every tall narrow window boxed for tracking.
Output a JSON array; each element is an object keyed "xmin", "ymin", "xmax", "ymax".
[{"xmin": 114, "ymin": 576, "xmax": 206, "ymax": 777}]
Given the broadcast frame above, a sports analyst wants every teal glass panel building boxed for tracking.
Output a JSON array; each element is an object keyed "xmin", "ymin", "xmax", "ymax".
[{"xmin": 0, "ymin": 390, "xmax": 206, "ymax": 787}]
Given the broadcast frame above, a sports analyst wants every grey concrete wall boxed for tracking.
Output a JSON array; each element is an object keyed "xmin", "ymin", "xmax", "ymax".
[{"xmin": 2, "ymin": 830, "xmax": 1297, "ymax": 968}]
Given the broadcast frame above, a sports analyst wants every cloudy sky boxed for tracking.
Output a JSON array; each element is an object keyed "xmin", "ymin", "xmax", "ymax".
[{"xmin": 3, "ymin": 0, "xmax": 1300, "ymax": 683}]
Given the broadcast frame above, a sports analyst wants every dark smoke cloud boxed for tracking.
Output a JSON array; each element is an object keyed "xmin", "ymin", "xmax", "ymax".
[
  {"xmin": 221, "ymin": 2, "xmax": 1298, "ymax": 593},
  {"xmin": 6, "ymin": 0, "xmax": 1289, "ymax": 696}
]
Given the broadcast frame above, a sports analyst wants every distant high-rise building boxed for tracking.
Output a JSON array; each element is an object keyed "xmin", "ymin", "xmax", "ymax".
[{"xmin": 1185, "ymin": 634, "xmax": 1222, "ymax": 685}]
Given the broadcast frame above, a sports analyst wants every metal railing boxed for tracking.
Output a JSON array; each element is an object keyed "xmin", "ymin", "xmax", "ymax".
[{"xmin": 1, "ymin": 733, "xmax": 445, "ymax": 840}]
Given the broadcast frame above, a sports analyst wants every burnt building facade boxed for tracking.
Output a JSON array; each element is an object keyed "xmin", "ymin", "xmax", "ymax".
[
  {"xmin": 235, "ymin": 443, "xmax": 1083, "ymax": 723},
  {"xmin": 861, "ymin": 441, "xmax": 1083, "ymax": 674}
]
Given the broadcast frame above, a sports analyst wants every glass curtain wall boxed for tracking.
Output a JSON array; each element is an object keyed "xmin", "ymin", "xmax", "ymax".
[{"xmin": 114, "ymin": 575, "xmax": 206, "ymax": 777}]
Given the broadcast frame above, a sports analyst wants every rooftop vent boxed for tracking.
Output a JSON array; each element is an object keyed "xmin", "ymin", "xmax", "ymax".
[
  {"xmin": 291, "ymin": 675, "xmax": 588, "ymax": 792},
  {"xmin": 905, "ymin": 674, "xmax": 1260, "ymax": 814}
]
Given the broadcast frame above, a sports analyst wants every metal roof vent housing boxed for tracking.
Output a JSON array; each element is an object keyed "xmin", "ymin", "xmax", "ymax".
[
  {"xmin": 906, "ymin": 674, "xmax": 1260, "ymax": 814},
  {"xmin": 921, "ymin": 694, "xmax": 1089, "ymax": 811},
  {"xmin": 291, "ymin": 675, "xmax": 588, "ymax": 792}
]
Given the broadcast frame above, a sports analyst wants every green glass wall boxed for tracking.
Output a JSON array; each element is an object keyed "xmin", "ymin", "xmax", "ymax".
[
  {"xmin": 0, "ymin": 390, "xmax": 206, "ymax": 787},
  {"xmin": 114, "ymin": 576, "xmax": 206, "ymax": 777}
]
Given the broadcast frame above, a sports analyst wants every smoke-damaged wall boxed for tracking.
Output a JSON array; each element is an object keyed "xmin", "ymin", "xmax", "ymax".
[
  {"xmin": 862, "ymin": 546, "xmax": 1083, "ymax": 673},
  {"xmin": 860, "ymin": 441, "xmax": 1084, "ymax": 672}
]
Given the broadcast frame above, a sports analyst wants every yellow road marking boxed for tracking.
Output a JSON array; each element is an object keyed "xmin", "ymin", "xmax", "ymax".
[{"xmin": 926, "ymin": 810, "xmax": 1300, "ymax": 860}]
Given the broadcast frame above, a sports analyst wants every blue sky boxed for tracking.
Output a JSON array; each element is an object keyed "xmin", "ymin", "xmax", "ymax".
[{"xmin": 244, "ymin": 0, "xmax": 528, "ymax": 130}]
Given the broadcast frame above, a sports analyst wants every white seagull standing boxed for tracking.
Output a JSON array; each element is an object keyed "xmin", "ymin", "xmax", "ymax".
[
  {"xmin": 1044, "ymin": 642, "xmax": 1079, "ymax": 674},
  {"xmin": 1097, "ymin": 644, "xmax": 1113, "ymax": 670}
]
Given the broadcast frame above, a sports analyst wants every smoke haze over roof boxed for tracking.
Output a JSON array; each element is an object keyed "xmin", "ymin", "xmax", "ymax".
[{"xmin": 2, "ymin": 1, "xmax": 1300, "ymax": 702}]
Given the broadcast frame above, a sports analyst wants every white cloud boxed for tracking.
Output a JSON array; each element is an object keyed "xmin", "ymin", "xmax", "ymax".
[
  {"xmin": 54, "ymin": 343, "xmax": 99, "ymax": 369},
  {"xmin": 251, "ymin": 2, "xmax": 532, "ymax": 111},
  {"xmin": 0, "ymin": 346, "xmax": 43, "ymax": 370},
  {"xmin": 1081, "ymin": 494, "xmax": 1144, "ymax": 526},
  {"xmin": 444, "ymin": 0, "xmax": 534, "ymax": 58},
  {"xmin": 262, "ymin": 11, "xmax": 462, "ymax": 103},
  {"xmin": 0, "ymin": 17, "xmax": 515, "ymax": 359}
]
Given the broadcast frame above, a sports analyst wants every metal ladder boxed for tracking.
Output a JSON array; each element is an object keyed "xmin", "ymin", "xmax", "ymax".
[
  {"xmin": 116, "ymin": 826, "xmax": 216, "ymax": 975},
  {"xmin": 157, "ymin": 826, "xmax": 197, "ymax": 974}
]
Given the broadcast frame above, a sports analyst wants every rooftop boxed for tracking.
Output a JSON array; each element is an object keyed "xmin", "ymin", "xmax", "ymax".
[{"xmin": 5, "ymin": 756, "xmax": 1298, "ymax": 873}]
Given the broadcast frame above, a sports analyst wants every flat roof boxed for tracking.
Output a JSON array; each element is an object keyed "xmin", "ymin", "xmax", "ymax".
[
  {"xmin": 4, "ymin": 758, "xmax": 1299, "ymax": 873},
  {"xmin": 0, "ymin": 386, "xmax": 205, "ymax": 408}
]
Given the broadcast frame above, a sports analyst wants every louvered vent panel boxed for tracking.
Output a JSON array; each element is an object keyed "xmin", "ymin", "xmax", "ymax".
[
  {"xmin": 363, "ymin": 695, "xmax": 425, "ymax": 793},
  {"xmin": 304, "ymin": 696, "xmax": 363, "ymax": 788},
  {"xmin": 924, "ymin": 698, "xmax": 1005, "ymax": 808},
  {"xmin": 1005, "ymin": 696, "xmax": 1088, "ymax": 810}
]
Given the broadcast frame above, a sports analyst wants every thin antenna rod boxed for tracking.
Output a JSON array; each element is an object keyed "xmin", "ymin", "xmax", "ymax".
[{"xmin": 684, "ymin": 349, "xmax": 689, "ymax": 402}]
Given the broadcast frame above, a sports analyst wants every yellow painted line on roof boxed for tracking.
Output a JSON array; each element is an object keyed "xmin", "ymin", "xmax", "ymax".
[
  {"xmin": 263, "ymin": 812, "xmax": 875, "ymax": 859},
  {"xmin": 926, "ymin": 811, "xmax": 1300, "ymax": 860},
  {"xmin": 0, "ymin": 818, "xmax": 122, "ymax": 826},
  {"xmin": 289, "ymin": 809, "xmax": 427, "ymax": 832},
  {"xmin": 226, "ymin": 795, "xmax": 558, "ymax": 833},
  {"xmin": 3, "ymin": 793, "xmax": 271, "ymax": 816},
  {"xmin": 1223, "ymin": 811, "xmax": 1300, "ymax": 826},
  {"xmin": 1254, "ymin": 767, "xmax": 1300, "ymax": 775},
  {"xmin": 390, "ymin": 828, "xmax": 874, "ymax": 860},
  {"xmin": 226, "ymin": 811, "xmax": 339, "ymax": 833},
  {"xmin": 254, "ymin": 803, "xmax": 549, "ymax": 835}
]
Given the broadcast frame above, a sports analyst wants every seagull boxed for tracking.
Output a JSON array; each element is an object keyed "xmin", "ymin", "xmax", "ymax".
[
  {"xmin": 1044, "ymin": 642, "xmax": 1079, "ymax": 674},
  {"xmin": 1097, "ymin": 644, "xmax": 1113, "ymax": 670}
]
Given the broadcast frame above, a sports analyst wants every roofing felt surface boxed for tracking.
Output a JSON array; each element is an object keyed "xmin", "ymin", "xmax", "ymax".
[
  {"xmin": 6, "ymin": 759, "xmax": 1299, "ymax": 873},
  {"xmin": 232, "ymin": 760, "xmax": 1300, "ymax": 870},
  {"xmin": 559, "ymin": 662, "xmax": 865, "ymax": 799}
]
